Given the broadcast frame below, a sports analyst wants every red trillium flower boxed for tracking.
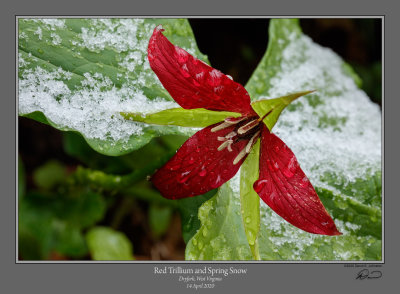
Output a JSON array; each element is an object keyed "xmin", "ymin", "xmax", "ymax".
[{"xmin": 148, "ymin": 25, "xmax": 341, "ymax": 236}]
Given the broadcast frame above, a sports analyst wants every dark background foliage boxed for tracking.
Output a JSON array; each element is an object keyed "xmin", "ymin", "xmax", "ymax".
[{"xmin": 18, "ymin": 18, "xmax": 382, "ymax": 260}]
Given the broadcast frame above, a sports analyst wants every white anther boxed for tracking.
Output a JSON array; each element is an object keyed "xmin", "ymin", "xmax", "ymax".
[
  {"xmin": 224, "ymin": 117, "xmax": 246, "ymax": 124},
  {"xmin": 211, "ymin": 122, "xmax": 232, "ymax": 133},
  {"xmin": 225, "ymin": 131, "xmax": 237, "ymax": 139},
  {"xmin": 217, "ymin": 137, "xmax": 226, "ymax": 141},
  {"xmin": 211, "ymin": 117, "xmax": 245, "ymax": 133},
  {"xmin": 233, "ymin": 148, "xmax": 248, "ymax": 165},
  {"xmin": 245, "ymin": 131, "xmax": 260, "ymax": 153},
  {"xmin": 217, "ymin": 139, "xmax": 233, "ymax": 151},
  {"xmin": 237, "ymin": 119, "xmax": 259, "ymax": 135}
]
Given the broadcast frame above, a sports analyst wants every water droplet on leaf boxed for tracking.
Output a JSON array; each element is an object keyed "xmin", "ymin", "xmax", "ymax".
[{"xmin": 202, "ymin": 228, "xmax": 208, "ymax": 237}]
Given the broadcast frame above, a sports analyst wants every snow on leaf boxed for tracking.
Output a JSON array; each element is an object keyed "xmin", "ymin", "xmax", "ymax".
[{"xmin": 18, "ymin": 18, "xmax": 209, "ymax": 155}]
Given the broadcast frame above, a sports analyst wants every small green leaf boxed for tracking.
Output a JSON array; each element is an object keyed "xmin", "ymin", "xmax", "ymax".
[
  {"xmin": 251, "ymin": 90, "xmax": 315, "ymax": 130},
  {"xmin": 185, "ymin": 178, "xmax": 252, "ymax": 260},
  {"xmin": 33, "ymin": 160, "xmax": 67, "ymax": 190},
  {"xmin": 240, "ymin": 140, "xmax": 261, "ymax": 259},
  {"xmin": 121, "ymin": 108, "xmax": 241, "ymax": 128},
  {"xmin": 86, "ymin": 226, "xmax": 134, "ymax": 260}
]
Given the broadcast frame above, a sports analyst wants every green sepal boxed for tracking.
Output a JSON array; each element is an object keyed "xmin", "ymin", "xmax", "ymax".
[
  {"xmin": 121, "ymin": 108, "xmax": 241, "ymax": 128},
  {"xmin": 251, "ymin": 90, "xmax": 315, "ymax": 130}
]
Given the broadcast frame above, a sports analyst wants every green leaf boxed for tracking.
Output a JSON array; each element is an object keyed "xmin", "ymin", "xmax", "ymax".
[
  {"xmin": 19, "ymin": 18, "xmax": 208, "ymax": 156},
  {"xmin": 240, "ymin": 140, "xmax": 261, "ymax": 259},
  {"xmin": 187, "ymin": 19, "xmax": 381, "ymax": 260},
  {"xmin": 185, "ymin": 177, "xmax": 253, "ymax": 260},
  {"xmin": 121, "ymin": 108, "xmax": 241, "ymax": 128},
  {"xmin": 250, "ymin": 90, "xmax": 315, "ymax": 130},
  {"xmin": 19, "ymin": 190, "xmax": 106, "ymax": 259},
  {"xmin": 86, "ymin": 226, "xmax": 134, "ymax": 261},
  {"xmin": 148, "ymin": 204, "xmax": 173, "ymax": 237},
  {"xmin": 245, "ymin": 19, "xmax": 302, "ymax": 99},
  {"xmin": 177, "ymin": 189, "xmax": 217, "ymax": 244},
  {"xmin": 33, "ymin": 160, "xmax": 67, "ymax": 190}
]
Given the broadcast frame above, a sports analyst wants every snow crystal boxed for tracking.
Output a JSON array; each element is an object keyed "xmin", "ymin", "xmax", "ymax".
[
  {"xmin": 30, "ymin": 18, "xmax": 66, "ymax": 30},
  {"xmin": 19, "ymin": 65, "xmax": 178, "ymax": 144},
  {"xmin": 79, "ymin": 19, "xmax": 147, "ymax": 53},
  {"xmin": 34, "ymin": 27, "xmax": 42, "ymax": 40},
  {"xmin": 230, "ymin": 169, "xmax": 241, "ymax": 195},
  {"xmin": 50, "ymin": 32, "xmax": 61, "ymax": 45},
  {"xmin": 18, "ymin": 53, "xmax": 29, "ymax": 67}
]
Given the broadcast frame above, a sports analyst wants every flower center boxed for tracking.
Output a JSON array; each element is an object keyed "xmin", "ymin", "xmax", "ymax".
[{"xmin": 212, "ymin": 114, "xmax": 268, "ymax": 165}]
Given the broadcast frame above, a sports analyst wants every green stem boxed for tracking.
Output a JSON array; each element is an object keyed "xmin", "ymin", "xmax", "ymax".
[
  {"xmin": 253, "ymin": 239, "xmax": 261, "ymax": 260},
  {"xmin": 69, "ymin": 151, "xmax": 175, "ymax": 191}
]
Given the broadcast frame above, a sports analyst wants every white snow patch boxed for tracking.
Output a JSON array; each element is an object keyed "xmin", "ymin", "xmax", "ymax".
[
  {"xmin": 18, "ymin": 19, "xmax": 209, "ymax": 147},
  {"xmin": 50, "ymin": 32, "xmax": 62, "ymax": 45},
  {"xmin": 79, "ymin": 19, "xmax": 148, "ymax": 53},
  {"xmin": 259, "ymin": 34, "xmax": 381, "ymax": 188},
  {"xmin": 34, "ymin": 27, "xmax": 42, "ymax": 40},
  {"xmin": 18, "ymin": 66, "xmax": 178, "ymax": 143},
  {"xmin": 30, "ymin": 18, "xmax": 66, "ymax": 30}
]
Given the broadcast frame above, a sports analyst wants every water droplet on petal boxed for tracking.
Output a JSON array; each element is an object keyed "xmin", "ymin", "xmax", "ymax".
[
  {"xmin": 188, "ymin": 157, "xmax": 195, "ymax": 164},
  {"xmin": 178, "ymin": 176, "xmax": 189, "ymax": 184},
  {"xmin": 274, "ymin": 145, "xmax": 280, "ymax": 152},
  {"xmin": 214, "ymin": 85, "xmax": 224, "ymax": 93},
  {"xmin": 178, "ymin": 171, "xmax": 191, "ymax": 183},
  {"xmin": 299, "ymin": 176, "xmax": 309, "ymax": 188},
  {"xmin": 195, "ymin": 72, "xmax": 204, "ymax": 80},
  {"xmin": 211, "ymin": 176, "xmax": 222, "ymax": 189},
  {"xmin": 283, "ymin": 168, "xmax": 295, "ymax": 178},
  {"xmin": 174, "ymin": 46, "xmax": 189, "ymax": 63},
  {"xmin": 283, "ymin": 156, "xmax": 297, "ymax": 178},
  {"xmin": 254, "ymin": 179, "xmax": 268, "ymax": 193},
  {"xmin": 199, "ymin": 169, "xmax": 207, "ymax": 177},
  {"xmin": 273, "ymin": 162, "xmax": 279, "ymax": 170},
  {"xmin": 180, "ymin": 64, "xmax": 190, "ymax": 77},
  {"xmin": 169, "ymin": 163, "xmax": 180, "ymax": 171}
]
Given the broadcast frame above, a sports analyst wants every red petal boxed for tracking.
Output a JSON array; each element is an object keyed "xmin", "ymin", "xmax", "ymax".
[
  {"xmin": 148, "ymin": 26, "xmax": 255, "ymax": 116},
  {"xmin": 254, "ymin": 127, "xmax": 341, "ymax": 236},
  {"xmin": 151, "ymin": 123, "xmax": 250, "ymax": 199}
]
